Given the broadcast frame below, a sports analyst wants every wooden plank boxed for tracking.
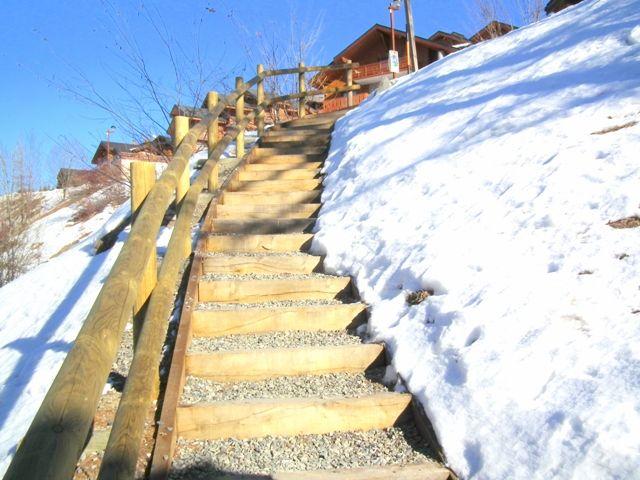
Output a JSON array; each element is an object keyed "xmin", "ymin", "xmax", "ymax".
[
  {"xmin": 215, "ymin": 203, "xmax": 321, "ymax": 220},
  {"xmin": 205, "ymin": 233, "xmax": 313, "ymax": 253},
  {"xmin": 176, "ymin": 393, "xmax": 413, "ymax": 440},
  {"xmin": 254, "ymin": 154, "xmax": 326, "ymax": 165},
  {"xmin": 185, "ymin": 343, "xmax": 385, "ymax": 381},
  {"xmin": 191, "ymin": 303, "xmax": 366, "ymax": 337},
  {"xmin": 264, "ymin": 128, "xmax": 331, "ymax": 137},
  {"xmin": 269, "ymin": 464, "xmax": 453, "ymax": 480},
  {"xmin": 229, "ymin": 179, "xmax": 323, "ymax": 192},
  {"xmin": 202, "ymin": 254, "xmax": 323, "ymax": 275},
  {"xmin": 244, "ymin": 162, "xmax": 323, "ymax": 171},
  {"xmin": 222, "ymin": 191, "xmax": 321, "ymax": 205},
  {"xmin": 198, "ymin": 276, "xmax": 351, "ymax": 303},
  {"xmin": 252, "ymin": 147, "xmax": 326, "ymax": 157},
  {"xmin": 238, "ymin": 169, "xmax": 322, "ymax": 181},
  {"xmin": 260, "ymin": 136, "xmax": 329, "ymax": 147},
  {"xmin": 211, "ymin": 218, "xmax": 316, "ymax": 234}
]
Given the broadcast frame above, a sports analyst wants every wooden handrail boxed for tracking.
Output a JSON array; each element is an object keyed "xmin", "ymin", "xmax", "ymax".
[
  {"xmin": 4, "ymin": 61, "xmax": 355, "ymax": 480},
  {"xmin": 263, "ymin": 62, "xmax": 359, "ymax": 77}
]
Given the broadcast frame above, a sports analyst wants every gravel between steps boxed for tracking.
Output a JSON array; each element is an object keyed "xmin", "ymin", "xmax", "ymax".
[
  {"xmin": 188, "ymin": 330, "xmax": 364, "ymax": 353},
  {"xmin": 169, "ymin": 424, "xmax": 436, "ymax": 479},
  {"xmin": 200, "ymin": 272, "xmax": 338, "ymax": 281},
  {"xmin": 180, "ymin": 368, "xmax": 390, "ymax": 404},
  {"xmin": 202, "ymin": 251, "xmax": 312, "ymax": 258},
  {"xmin": 195, "ymin": 298, "xmax": 353, "ymax": 311}
]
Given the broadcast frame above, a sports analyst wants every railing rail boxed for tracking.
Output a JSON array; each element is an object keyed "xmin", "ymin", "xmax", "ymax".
[{"xmin": 4, "ymin": 62, "xmax": 358, "ymax": 480}]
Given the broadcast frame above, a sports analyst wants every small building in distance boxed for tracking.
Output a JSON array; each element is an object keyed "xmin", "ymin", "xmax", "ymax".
[
  {"xmin": 91, "ymin": 136, "xmax": 173, "ymax": 170},
  {"xmin": 470, "ymin": 21, "xmax": 517, "ymax": 43},
  {"xmin": 545, "ymin": 0, "xmax": 584, "ymax": 14}
]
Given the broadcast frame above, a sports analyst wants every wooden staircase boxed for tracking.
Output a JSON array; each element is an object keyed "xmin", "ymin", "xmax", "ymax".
[{"xmin": 151, "ymin": 112, "xmax": 452, "ymax": 479}]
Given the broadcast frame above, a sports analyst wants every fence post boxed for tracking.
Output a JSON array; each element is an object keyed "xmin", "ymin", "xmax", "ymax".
[
  {"xmin": 235, "ymin": 76, "xmax": 245, "ymax": 159},
  {"xmin": 206, "ymin": 91, "xmax": 220, "ymax": 192},
  {"xmin": 257, "ymin": 64, "xmax": 265, "ymax": 136},
  {"xmin": 130, "ymin": 161, "xmax": 158, "ymax": 348},
  {"xmin": 298, "ymin": 61, "xmax": 306, "ymax": 118},
  {"xmin": 171, "ymin": 115, "xmax": 190, "ymax": 203},
  {"xmin": 346, "ymin": 60, "xmax": 354, "ymax": 108}
]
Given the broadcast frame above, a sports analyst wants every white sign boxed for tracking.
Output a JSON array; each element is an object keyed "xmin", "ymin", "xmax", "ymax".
[{"xmin": 388, "ymin": 50, "xmax": 400, "ymax": 73}]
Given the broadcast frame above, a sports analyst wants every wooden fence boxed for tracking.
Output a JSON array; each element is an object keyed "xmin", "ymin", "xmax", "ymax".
[{"xmin": 4, "ymin": 62, "xmax": 358, "ymax": 480}]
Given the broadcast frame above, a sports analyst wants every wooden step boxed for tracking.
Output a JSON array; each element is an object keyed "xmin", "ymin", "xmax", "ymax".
[
  {"xmin": 264, "ymin": 128, "xmax": 332, "ymax": 137},
  {"xmin": 244, "ymin": 162, "xmax": 324, "ymax": 171},
  {"xmin": 238, "ymin": 169, "xmax": 322, "ymax": 181},
  {"xmin": 192, "ymin": 303, "xmax": 366, "ymax": 337},
  {"xmin": 260, "ymin": 133, "xmax": 330, "ymax": 143},
  {"xmin": 222, "ymin": 191, "xmax": 321, "ymax": 205},
  {"xmin": 198, "ymin": 276, "xmax": 351, "ymax": 303},
  {"xmin": 252, "ymin": 154, "xmax": 324, "ymax": 165},
  {"xmin": 185, "ymin": 344, "xmax": 385, "ymax": 381},
  {"xmin": 205, "ymin": 233, "xmax": 313, "ymax": 253},
  {"xmin": 211, "ymin": 218, "xmax": 315, "ymax": 234},
  {"xmin": 271, "ymin": 464, "xmax": 453, "ymax": 480},
  {"xmin": 260, "ymin": 137, "xmax": 329, "ymax": 148},
  {"xmin": 202, "ymin": 253, "xmax": 323, "ymax": 274},
  {"xmin": 176, "ymin": 392, "xmax": 412, "ymax": 440},
  {"xmin": 253, "ymin": 147, "xmax": 326, "ymax": 157},
  {"xmin": 229, "ymin": 179, "xmax": 323, "ymax": 192},
  {"xmin": 215, "ymin": 203, "xmax": 321, "ymax": 220}
]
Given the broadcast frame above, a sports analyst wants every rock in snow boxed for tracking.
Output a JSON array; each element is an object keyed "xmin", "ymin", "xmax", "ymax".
[{"xmin": 313, "ymin": 0, "xmax": 640, "ymax": 478}]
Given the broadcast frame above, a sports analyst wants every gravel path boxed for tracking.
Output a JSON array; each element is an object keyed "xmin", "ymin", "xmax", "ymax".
[
  {"xmin": 188, "ymin": 329, "xmax": 364, "ymax": 353},
  {"xmin": 180, "ymin": 368, "xmax": 389, "ymax": 404},
  {"xmin": 200, "ymin": 272, "xmax": 338, "ymax": 281},
  {"xmin": 169, "ymin": 424, "xmax": 435, "ymax": 479},
  {"xmin": 195, "ymin": 298, "xmax": 355, "ymax": 311},
  {"xmin": 202, "ymin": 251, "xmax": 313, "ymax": 258}
]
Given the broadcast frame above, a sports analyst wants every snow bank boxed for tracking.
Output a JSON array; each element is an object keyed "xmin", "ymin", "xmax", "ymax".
[{"xmin": 314, "ymin": 0, "xmax": 640, "ymax": 478}]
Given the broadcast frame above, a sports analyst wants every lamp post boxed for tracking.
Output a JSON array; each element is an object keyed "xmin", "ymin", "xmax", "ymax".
[
  {"xmin": 106, "ymin": 125, "xmax": 116, "ymax": 164},
  {"xmin": 389, "ymin": 0, "xmax": 401, "ymax": 78}
]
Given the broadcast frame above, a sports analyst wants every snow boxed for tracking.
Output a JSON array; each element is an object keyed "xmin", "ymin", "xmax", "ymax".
[{"xmin": 313, "ymin": 1, "xmax": 640, "ymax": 478}]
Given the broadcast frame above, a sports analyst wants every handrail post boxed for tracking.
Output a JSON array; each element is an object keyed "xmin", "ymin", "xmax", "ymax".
[
  {"xmin": 256, "ymin": 64, "xmax": 265, "ymax": 136},
  {"xmin": 235, "ymin": 76, "xmax": 245, "ymax": 159},
  {"xmin": 206, "ymin": 91, "xmax": 220, "ymax": 191},
  {"xmin": 298, "ymin": 61, "xmax": 306, "ymax": 118},
  {"xmin": 171, "ymin": 115, "xmax": 190, "ymax": 203},
  {"xmin": 346, "ymin": 60, "xmax": 354, "ymax": 108},
  {"xmin": 130, "ymin": 161, "xmax": 158, "ymax": 348}
]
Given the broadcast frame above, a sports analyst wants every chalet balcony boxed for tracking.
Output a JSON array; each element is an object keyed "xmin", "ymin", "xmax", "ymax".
[{"xmin": 353, "ymin": 56, "xmax": 410, "ymax": 82}]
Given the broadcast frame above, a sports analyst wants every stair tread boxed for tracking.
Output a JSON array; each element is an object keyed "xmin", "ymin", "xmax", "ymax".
[
  {"xmin": 180, "ymin": 367, "xmax": 389, "ymax": 404},
  {"xmin": 171, "ymin": 425, "xmax": 438, "ymax": 478}
]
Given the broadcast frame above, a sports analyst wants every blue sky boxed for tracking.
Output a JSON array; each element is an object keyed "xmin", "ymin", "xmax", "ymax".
[{"xmin": 0, "ymin": 0, "xmax": 527, "ymax": 182}]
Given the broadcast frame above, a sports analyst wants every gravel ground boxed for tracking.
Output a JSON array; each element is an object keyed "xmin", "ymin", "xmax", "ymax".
[
  {"xmin": 188, "ymin": 329, "xmax": 364, "ymax": 353},
  {"xmin": 195, "ymin": 298, "xmax": 353, "ymax": 311},
  {"xmin": 200, "ymin": 272, "xmax": 338, "ymax": 281},
  {"xmin": 202, "ymin": 251, "xmax": 312, "ymax": 258},
  {"xmin": 169, "ymin": 424, "xmax": 436, "ymax": 479},
  {"xmin": 180, "ymin": 368, "xmax": 389, "ymax": 404}
]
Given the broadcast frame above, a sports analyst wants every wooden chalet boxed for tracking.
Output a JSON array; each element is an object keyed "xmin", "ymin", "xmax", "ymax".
[
  {"xmin": 428, "ymin": 31, "xmax": 471, "ymax": 49},
  {"xmin": 312, "ymin": 24, "xmax": 455, "ymax": 111},
  {"xmin": 470, "ymin": 21, "xmax": 517, "ymax": 43},
  {"xmin": 91, "ymin": 136, "xmax": 173, "ymax": 169},
  {"xmin": 545, "ymin": 0, "xmax": 583, "ymax": 14}
]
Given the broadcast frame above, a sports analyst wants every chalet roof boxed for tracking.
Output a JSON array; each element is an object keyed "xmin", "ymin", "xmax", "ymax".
[
  {"xmin": 470, "ymin": 21, "xmax": 518, "ymax": 43},
  {"xmin": 91, "ymin": 136, "xmax": 172, "ymax": 164},
  {"xmin": 332, "ymin": 23, "xmax": 455, "ymax": 63},
  {"xmin": 544, "ymin": 0, "xmax": 583, "ymax": 14},
  {"xmin": 429, "ymin": 31, "xmax": 469, "ymax": 43}
]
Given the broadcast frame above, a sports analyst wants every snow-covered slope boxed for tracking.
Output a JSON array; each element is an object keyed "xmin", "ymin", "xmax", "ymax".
[{"xmin": 314, "ymin": 1, "xmax": 640, "ymax": 478}]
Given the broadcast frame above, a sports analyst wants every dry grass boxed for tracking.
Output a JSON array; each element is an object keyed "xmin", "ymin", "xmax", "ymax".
[
  {"xmin": 607, "ymin": 216, "xmax": 640, "ymax": 229},
  {"xmin": 406, "ymin": 289, "xmax": 435, "ymax": 306},
  {"xmin": 71, "ymin": 184, "xmax": 128, "ymax": 224},
  {"xmin": 591, "ymin": 121, "xmax": 638, "ymax": 135}
]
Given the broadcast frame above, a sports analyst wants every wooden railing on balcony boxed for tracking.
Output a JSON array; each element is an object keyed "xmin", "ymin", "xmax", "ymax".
[
  {"xmin": 353, "ymin": 56, "xmax": 409, "ymax": 80},
  {"xmin": 322, "ymin": 92, "xmax": 370, "ymax": 113}
]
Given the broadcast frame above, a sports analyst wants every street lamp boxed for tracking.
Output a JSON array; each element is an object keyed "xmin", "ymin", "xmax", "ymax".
[
  {"xmin": 389, "ymin": 0, "xmax": 402, "ymax": 78},
  {"xmin": 106, "ymin": 125, "xmax": 116, "ymax": 165}
]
